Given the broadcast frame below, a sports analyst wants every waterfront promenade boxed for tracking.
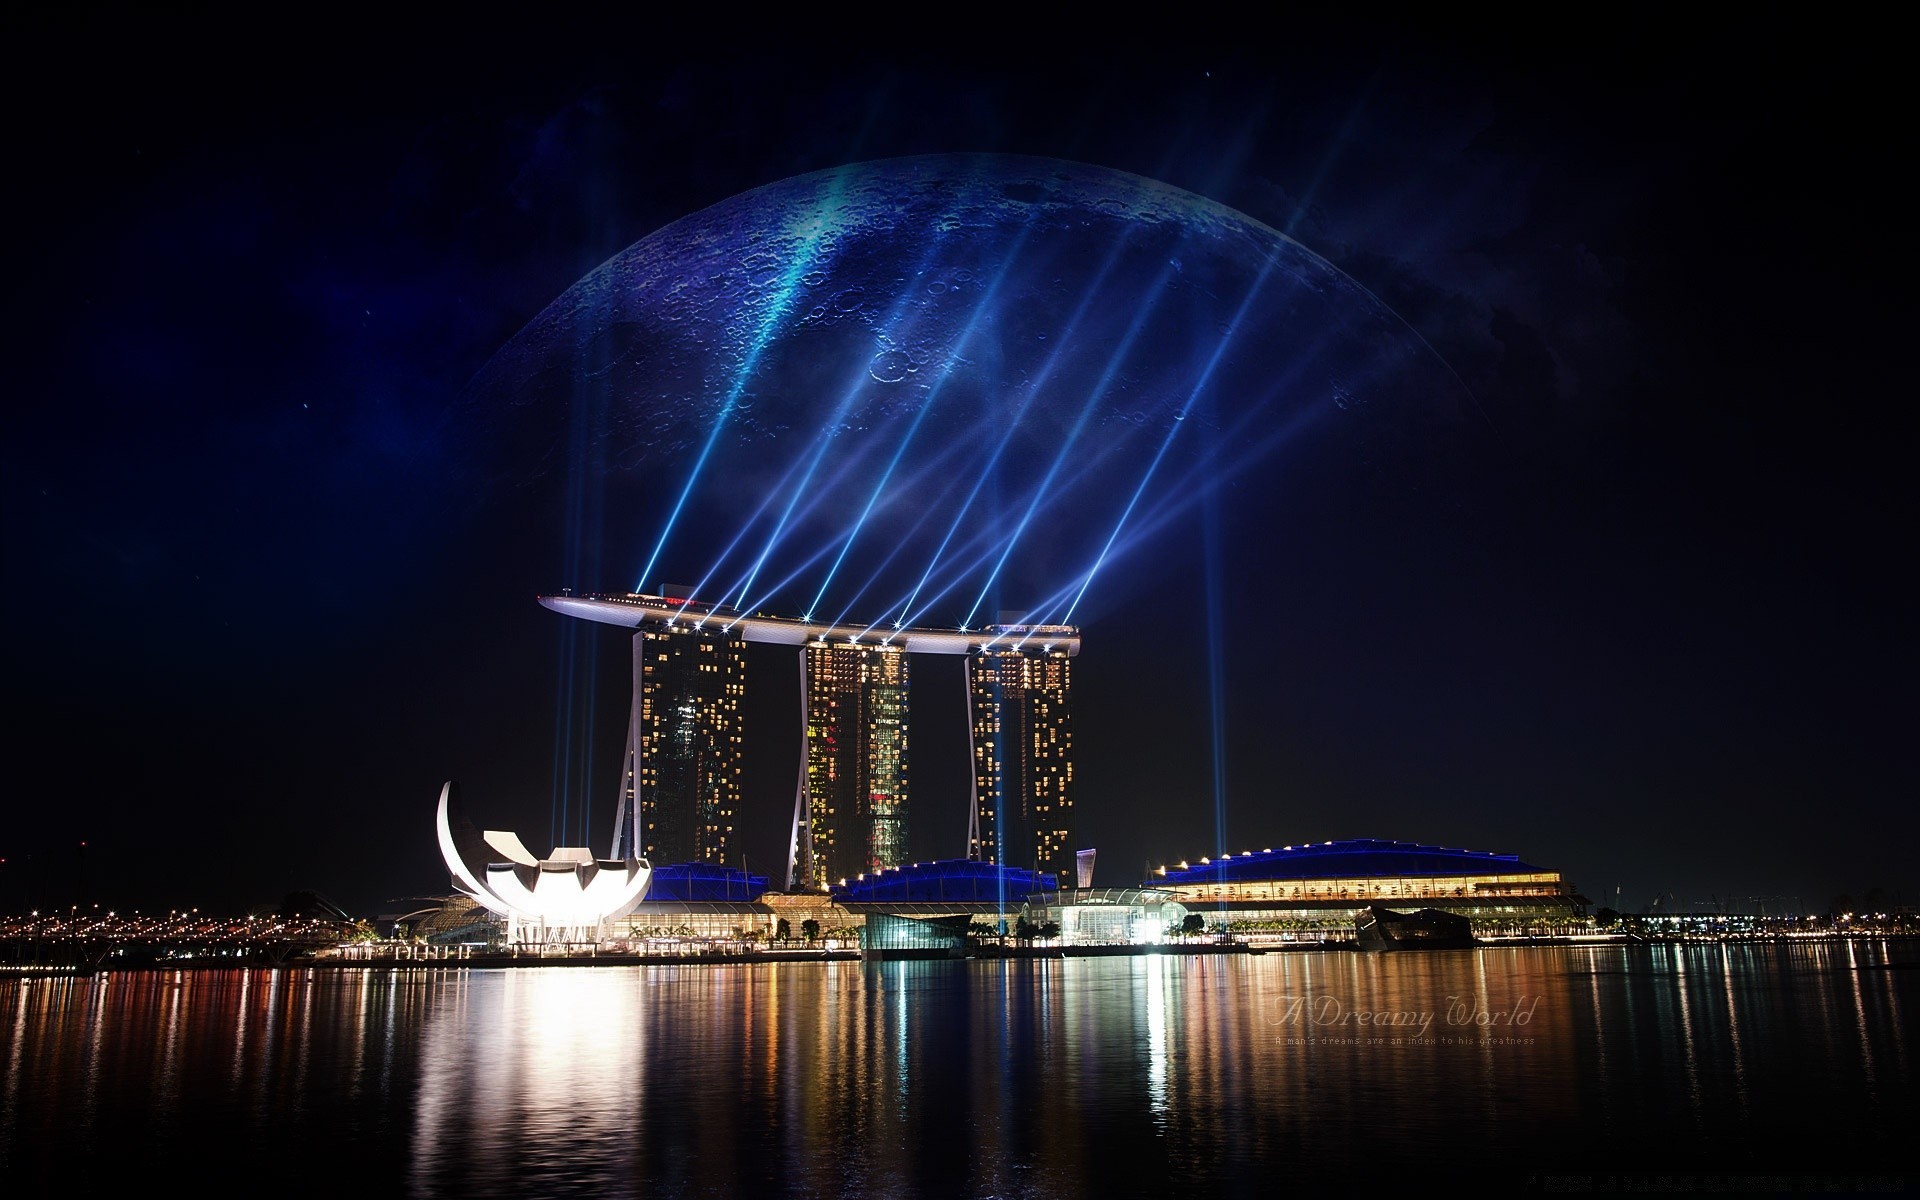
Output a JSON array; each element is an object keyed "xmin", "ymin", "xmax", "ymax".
[{"xmin": 6, "ymin": 918, "xmax": 1913, "ymax": 978}]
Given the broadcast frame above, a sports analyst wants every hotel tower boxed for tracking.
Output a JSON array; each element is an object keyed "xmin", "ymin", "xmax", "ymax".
[
  {"xmin": 608, "ymin": 588, "xmax": 744, "ymax": 865},
  {"xmin": 967, "ymin": 618, "xmax": 1076, "ymax": 882},
  {"xmin": 799, "ymin": 640, "xmax": 908, "ymax": 888}
]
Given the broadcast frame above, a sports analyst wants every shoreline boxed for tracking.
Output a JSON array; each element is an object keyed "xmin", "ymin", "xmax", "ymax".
[
  {"xmin": 5, "ymin": 940, "xmax": 1280, "ymax": 977},
  {"xmin": 6, "ymin": 932, "xmax": 1916, "ymax": 978}
]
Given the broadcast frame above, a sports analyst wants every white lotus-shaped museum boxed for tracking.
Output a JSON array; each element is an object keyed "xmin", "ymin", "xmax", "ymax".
[{"xmin": 435, "ymin": 781, "xmax": 652, "ymax": 937}]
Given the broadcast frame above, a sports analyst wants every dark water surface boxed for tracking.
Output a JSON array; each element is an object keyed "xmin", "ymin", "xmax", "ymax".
[{"xmin": 3, "ymin": 942, "xmax": 1913, "ymax": 1196}]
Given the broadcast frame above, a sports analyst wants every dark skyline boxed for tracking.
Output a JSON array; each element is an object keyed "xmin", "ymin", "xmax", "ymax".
[{"xmin": 3, "ymin": 13, "xmax": 1910, "ymax": 919}]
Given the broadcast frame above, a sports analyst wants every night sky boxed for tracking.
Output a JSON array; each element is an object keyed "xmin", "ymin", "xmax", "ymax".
[{"xmin": 4, "ymin": 13, "xmax": 1910, "ymax": 920}]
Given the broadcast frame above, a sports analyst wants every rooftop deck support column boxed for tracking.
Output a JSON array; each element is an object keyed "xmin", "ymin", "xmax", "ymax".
[{"xmin": 787, "ymin": 646, "xmax": 815, "ymax": 890}]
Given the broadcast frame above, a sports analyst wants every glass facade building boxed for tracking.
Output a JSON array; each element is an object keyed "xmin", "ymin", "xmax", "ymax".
[
  {"xmin": 1147, "ymin": 839, "xmax": 1587, "ymax": 936},
  {"xmin": 801, "ymin": 642, "xmax": 909, "ymax": 888},
  {"xmin": 857, "ymin": 912, "xmax": 971, "ymax": 959},
  {"xmin": 968, "ymin": 626, "xmax": 1076, "ymax": 882},
  {"xmin": 611, "ymin": 605, "xmax": 745, "ymax": 866}
]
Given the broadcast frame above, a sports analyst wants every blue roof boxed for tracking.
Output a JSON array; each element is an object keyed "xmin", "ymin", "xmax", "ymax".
[
  {"xmin": 832, "ymin": 859, "xmax": 1058, "ymax": 904},
  {"xmin": 1150, "ymin": 839, "xmax": 1539, "ymax": 886},
  {"xmin": 645, "ymin": 862, "xmax": 770, "ymax": 902}
]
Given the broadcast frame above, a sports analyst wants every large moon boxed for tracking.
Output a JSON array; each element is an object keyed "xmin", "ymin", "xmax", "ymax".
[{"xmin": 467, "ymin": 152, "xmax": 1480, "ymax": 630}]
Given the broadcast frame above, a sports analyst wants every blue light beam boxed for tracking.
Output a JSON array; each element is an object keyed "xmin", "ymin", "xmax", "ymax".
[{"xmin": 636, "ymin": 174, "xmax": 851, "ymax": 592}]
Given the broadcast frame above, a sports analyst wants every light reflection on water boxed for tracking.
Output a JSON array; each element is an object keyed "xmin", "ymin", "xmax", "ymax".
[{"xmin": 0, "ymin": 943, "xmax": 1912, "ymax": 1196}]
